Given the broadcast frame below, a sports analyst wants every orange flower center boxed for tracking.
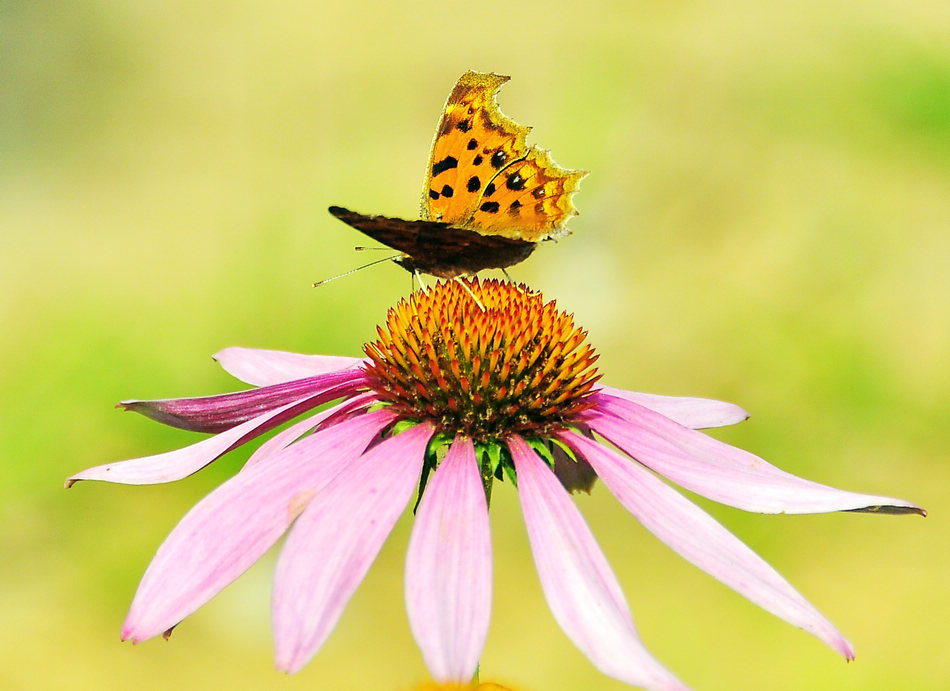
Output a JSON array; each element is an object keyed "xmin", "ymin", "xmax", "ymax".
[{"xmin": 363, "ymin": 278, "xmax": 600, "ymax": 442}]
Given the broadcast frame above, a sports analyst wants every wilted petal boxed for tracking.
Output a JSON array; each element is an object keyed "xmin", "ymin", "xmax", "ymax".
[
  {"xmin": 551, "ymin": 438, "xmax": 598, "ymax": 493},
  {"xmin": 508, "ymin": 435, "xmax": 687, "ymax": 691},
  {"xmin": 242, "ymin": 392, "xmax": 377, "ymax": 470},
  {"xmin": 120, "ymin": 410, "xmax": 395, "ymax": 642},
  {"xmin": 68, "ymin": 387, "xmax": 360, "ymax": 486},
  {"xmin": 406, "ymin": 436, "xmax": 491, "ymax": 682},
  {"xmin": 596, "ymin": 387, "xmax": 749, "ymax": 429},
  {"xmin": 560, "ymin": 430, "xmax": 855, "ymax": 658},
  {"xmin": 214, "ymin": 346, "xmax": 363, "ymax": 386},
  {"xmin": 121, "ymin": 369, "xmax": 366, "ymax": 433},
  {"xmin": 273, "ymin": 422, "xmax": 435, "ymax": 674},
  {"xmin": 588, "ymin": 396, "xmax": 924, "ymax": 515}
]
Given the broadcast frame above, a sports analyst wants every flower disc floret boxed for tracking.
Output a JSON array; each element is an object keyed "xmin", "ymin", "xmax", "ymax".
[{"xmin": 362, "ymin": 279, "xmax": 601, "ymax": 443}]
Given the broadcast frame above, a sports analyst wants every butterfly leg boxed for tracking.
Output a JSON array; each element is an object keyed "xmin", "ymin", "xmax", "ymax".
[
  {"xmin": 452, "ymin": 275, "xmax": 486, "ymax": 311},
  {"xmin": 413, "ymin": 270, "xmax": 431, "ymax": 294},
  {"xmin": 501, "ymin": 268, "xmax": 514, "ymax": 282}
]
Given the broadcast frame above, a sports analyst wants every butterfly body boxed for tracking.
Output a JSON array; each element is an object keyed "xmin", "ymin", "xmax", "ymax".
[{"xmin": 331, "ymin": 71, "xmax": 585, "ymax": 278}]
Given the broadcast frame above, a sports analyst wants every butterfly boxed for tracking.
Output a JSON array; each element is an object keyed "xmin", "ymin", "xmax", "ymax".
[{"xmin": 329, "ymin": 71, "xmax": 586, "ymax": 279}]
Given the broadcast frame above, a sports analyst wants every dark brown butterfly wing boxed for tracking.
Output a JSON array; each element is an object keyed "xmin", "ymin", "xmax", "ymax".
[{"xmin": 328, "ymin": 206, "xmax": 535, "ymax": 279}]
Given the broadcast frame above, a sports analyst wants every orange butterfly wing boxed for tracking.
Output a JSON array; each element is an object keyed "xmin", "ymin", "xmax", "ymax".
[{"xmin": 420, "ymin": 71, "xmax": 586, "ymax": 242}]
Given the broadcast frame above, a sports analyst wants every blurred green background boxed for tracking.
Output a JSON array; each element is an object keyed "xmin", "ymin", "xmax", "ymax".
[{"xmin": 2, "ymin": 0, "xmax": 947, "ymax": 689}]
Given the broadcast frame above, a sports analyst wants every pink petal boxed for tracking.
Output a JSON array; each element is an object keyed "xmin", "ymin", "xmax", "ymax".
[
  {"xmin": 405, "ymin": 436, "xmax": 491, "ymax": 682},
  {"xmin": 120, "ymin": 410, "xmax": 395, "ymax": 642},
  {"xmin": 588, "ymin": 395, "xmax": 924, "ymax": 515},
  {"xmin": 120, "ymin": 369, "xmax": 365, "ymax": 433},
  {"xmin": 273, "ymin": 421, "xmax": 435, "ymax": 674},
  {"xmin": 242, "ymin": 392, "xmax": 377, "ymax": 470},
  {"xmin": 67, "ymin": 385, "xmax": 360, "ymax": 486},
  {"xmin": 507, "ymin": 435, "xmax": 688, "ymax": 691},
  {"xmin": 560, "ymin": 430, "xmax": 855, "ymax": 659},
  {"xmin": 596, "ymin": 386, "xmax": 749, "ymax": 429},
  {"xmin": 214, "ymin": 347, "xmax": 363, "ymax": 386}
]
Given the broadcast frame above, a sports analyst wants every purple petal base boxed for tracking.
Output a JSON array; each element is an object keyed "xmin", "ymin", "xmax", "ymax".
[
  {"xmin": 120, "ymin": 368, "xmax": 367, "ymax": 433},
  {"xmin": 67, "ymin": 384, "xmax": 366, "ymax": 486}
]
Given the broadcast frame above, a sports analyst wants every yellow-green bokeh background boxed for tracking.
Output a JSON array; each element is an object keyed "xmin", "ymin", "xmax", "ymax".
[{"xmin": 3, "ymin": 1, "xmax": 947, "ymax": 689}]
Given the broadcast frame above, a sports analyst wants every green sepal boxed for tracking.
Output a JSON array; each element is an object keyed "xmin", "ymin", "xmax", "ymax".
[
  {"xmin": 493, "ymin": 461, "xmax": 505, "ymax": 482},
  {"xmin": 391, "ymin": 418, "xmax": 419, "ymax": 436},
  {"xmin": 472, "ymin": 438, "xmax": 516, "ymax": 488},
  {"xmin": 413, "ymin": 458, "xmax": 434, "ymax": 514},
  {"xmin": 548, "ymin": 436, "xmax": 579, "ymax": 463},
  {"xmin": 412, "ymin": 429, "xmax": 453, "ymax": 514},
  {"xmin": 494, "ymin": 445, "xmax": 514, "ymax": 484},
  {"xmin": 501, "ymin": 460, "xmax": 518, "ymax": 488},
  {"xmin": 482, "ymin": 440, "xmax": 503, "ymax": 476},
  {"xmin": 424, "ymin": 431, "xmax": 453, "ymax": 461},
  {"xmin": 475, "ymin": 445, "xmax": 495, "ymax": 508},
  {"xmin": 526, "ymin": 437, "xmax": 556, "ymax": 469}
]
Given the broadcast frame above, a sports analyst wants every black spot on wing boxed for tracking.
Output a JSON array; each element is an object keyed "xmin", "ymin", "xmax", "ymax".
[
  {"xmin": 506, "ymin": 172, "xmax": 525, "ymax": 191},
  {"xmin": 467, "ymin": 138, "xmax": 478, "ymax": 150},
  {"xmin": 480, "ymin": 201, "xmax": 500, "ymax": 213},
  {"xmin": 484, "ymin": 182, "xmax": 496, "ymax": 197},
  {"xmin": 432, "ymin": 156, "xmax": 458, "ymax": 177},
  {"xmin": 473, "ymin": 155, "xmax": 483, "ymax": 166},
  {"xmin": 490, "ymin": 150, "xmax": 508, "ymax": 169},
  {"xmin": 467, "ymin": 176, "xmax": 481, "ymax": 193},
  {"xmin": 429, "ymin": 189, "xmax": 439, "ymax": 200},
  {"xmin": 441, "ymin": 184, "xmax": 454, "ymax": 198}
]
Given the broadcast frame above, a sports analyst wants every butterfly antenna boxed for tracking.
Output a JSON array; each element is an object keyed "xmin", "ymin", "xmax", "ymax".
[
  {"xmin": 313, "ymin": 254, "xmax": 399, "ymax": 287},
  {"xmin": 453, "ymin": 276, "xmax": 486, "ymax": 311}
]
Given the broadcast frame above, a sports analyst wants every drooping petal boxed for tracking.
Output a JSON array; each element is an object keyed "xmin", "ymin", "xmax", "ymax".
[
  {"xmin": 242, "ymin": 392, "xmax": 377, "ymax": 470},
  {"xmin": 273, "ymin": 421, "xmax": 435, "ymax": 674},
  {"xmin": 405, "ymin": 436, "xmax": 492, "ymax": 683},
  {"xmin": 214, "ymin": 346, "xmax": 364, "ymax": 386},
  {"xmin": 560, "ymin": 430, "xmax": 855, "ymax": 659},
  {"xmin": 120, "ymin": 409, "xmax": 395, "ymax": 642},
  {"xmin": 596, "ymin": 387, "xmax": 749, "ymax": 429},
  {"xmin": 120, "ymin": 369, "xmax": 366, "ymax": 433},
  {"xmin": 588, "ymin": 395, "xmax": 924, "ymax": 515},
  {"xmin": 67, "ymin": 386, "xmax": 361, "ymax": 486},
  {"xmin": 507, "ymin": 435, "xmax": 687, "ymax": 691}
]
